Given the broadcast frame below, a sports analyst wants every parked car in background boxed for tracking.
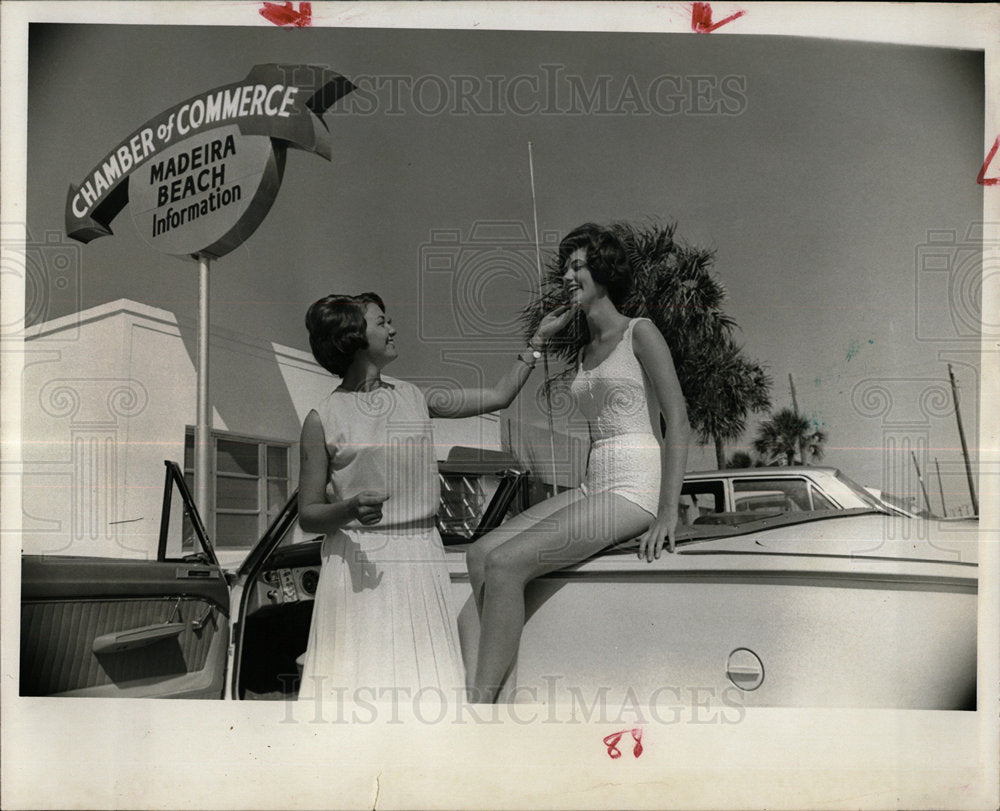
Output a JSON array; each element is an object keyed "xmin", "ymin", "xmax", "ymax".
[
  {"xmin": 680, "ymin": 465, "xmax": 899, "ymax": 523},
  {"xmin": 20, "ymin": 452, "xmax": 979, "ymax": 710}
]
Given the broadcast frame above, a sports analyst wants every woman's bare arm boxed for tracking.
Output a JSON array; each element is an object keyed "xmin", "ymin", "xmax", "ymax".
[
  {"xmin": 631, "ymin": 319, "xmax": 691, "ymax": 559},
  {"xmin": 297, "ymin": 410, "xmax": 387, "ymax": 533},
  {"xmin": 427, "ymin": 305, "xmax": 574, "ymax": 419}
]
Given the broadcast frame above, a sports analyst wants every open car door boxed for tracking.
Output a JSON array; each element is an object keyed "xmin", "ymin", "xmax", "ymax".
[{"xmin": 20, "ymin": 462, "xmax": 231, "ymax": 699}]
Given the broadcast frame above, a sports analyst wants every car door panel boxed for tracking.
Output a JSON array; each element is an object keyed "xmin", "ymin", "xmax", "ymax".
[
  {"xmin": 22, "ymin": 556, "xmax": 228, "ymax": 602},
  {"xmin": 21, "ymin": 556, "xmax": 229, "ymax": 699}
]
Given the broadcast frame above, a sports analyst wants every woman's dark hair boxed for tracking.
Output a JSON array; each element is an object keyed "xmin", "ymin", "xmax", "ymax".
[
  {"xmin": 305, "ymin": 291, "xmax": 386, "ymax": 376},
  {"xmin": 556, "ymin": 223, "xmax": 632, "ymax": 306}
]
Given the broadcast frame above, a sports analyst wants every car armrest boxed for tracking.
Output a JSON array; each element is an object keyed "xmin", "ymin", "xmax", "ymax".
[{"xmin": 92, "ymin": 622, "xmax": 186, "ymax": 654}]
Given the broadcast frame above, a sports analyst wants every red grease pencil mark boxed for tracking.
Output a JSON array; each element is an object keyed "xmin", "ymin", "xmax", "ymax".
[
  {"xmin": 260, "ymin": 1, "xmax": 312, "ymax": 27},
  {"xmin": 978, "ymin": 136, "xmax": 1000, "ymax": 186},
  {"xmin": 691, "ymin": 2, "xmax": 746, "ymax": 33},
  {"xmin": 631, "ymin": 727, "xmax": 644, "ymax": 757},
  {"xmin": 603, "ymin": 727, "xmax": 644, "ymax": 759}
]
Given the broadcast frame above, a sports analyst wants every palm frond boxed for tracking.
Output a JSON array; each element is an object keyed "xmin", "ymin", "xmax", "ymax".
[{"xmin": 751, "ymin": 407, "xmax": 829, "ymax": 465}]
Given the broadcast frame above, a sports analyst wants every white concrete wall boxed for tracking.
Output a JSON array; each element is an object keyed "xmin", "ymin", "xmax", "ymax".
[
  {"xmin": 23, "ymin": 303, "xmax": 142, "ymax": 558},
  {"xmin": 22, "ymin": 300, "xmax": 501, "ymax": 560}
]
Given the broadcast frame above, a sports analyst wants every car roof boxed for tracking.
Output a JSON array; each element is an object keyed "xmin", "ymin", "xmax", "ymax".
[{"xmin": 684, "ymin": 466, "xmax": 841, "ymax": 479}]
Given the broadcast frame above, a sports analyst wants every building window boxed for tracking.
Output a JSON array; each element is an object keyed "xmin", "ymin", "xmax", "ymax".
[{"xmin": 183, "ymin": 430, "xmax": 290, "ymax": 550}]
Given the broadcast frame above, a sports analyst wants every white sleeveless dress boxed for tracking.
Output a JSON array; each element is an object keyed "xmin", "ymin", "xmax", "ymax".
[
  {"xmin": 297, "ymin": 380, "xmax": 464, "ymax": 702},
  {"xmin": 569, "ymin": 317, "xmax": 663, "ymax": 516}
]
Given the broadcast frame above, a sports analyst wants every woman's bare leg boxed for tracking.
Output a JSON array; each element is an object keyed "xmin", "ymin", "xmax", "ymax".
[
  {"xmin": 465, "ymin": 489, "xmax": 584, "ymax": 614},
  {"xmin": 472, "ymin": 492, "xmax": 651, "ymax": 703},
  {"xmin": 462, "ymin": 490, "xmax": 585, "ymax": 693}
]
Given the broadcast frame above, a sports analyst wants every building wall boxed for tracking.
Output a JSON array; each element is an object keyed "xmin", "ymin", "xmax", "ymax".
[{"xmin": 22, "ymin": 300, "xmax": 500, "ymax": 560}]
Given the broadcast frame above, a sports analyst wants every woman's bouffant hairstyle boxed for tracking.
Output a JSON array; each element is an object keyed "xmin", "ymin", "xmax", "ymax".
[
  {"xmin": 305, "ymin": 292, "xmax": 386, "ymax": 376},
  {"xmin": 556, "ymin": 223, "xmax": 632, "ymax": 306}
]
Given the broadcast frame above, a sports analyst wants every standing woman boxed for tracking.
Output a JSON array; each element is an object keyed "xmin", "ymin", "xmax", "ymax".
[
  {"xmin": 296, "ymin": 292, "xmax": 570, "ymax": 702},
  {"xmin": 465, "ymin": 223, "xmax": 691, "ymax": 703}
]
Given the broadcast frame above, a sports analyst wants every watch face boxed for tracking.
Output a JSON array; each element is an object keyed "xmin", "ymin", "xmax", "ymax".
[{"xmin": 532, "ymin": 350, "xmax": 542, "ymax": 359}]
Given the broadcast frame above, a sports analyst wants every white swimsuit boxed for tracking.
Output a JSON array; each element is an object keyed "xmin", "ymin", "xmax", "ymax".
[{"xmin": 569, "ymin": 317, "xmax": 663, "ymax": 517}]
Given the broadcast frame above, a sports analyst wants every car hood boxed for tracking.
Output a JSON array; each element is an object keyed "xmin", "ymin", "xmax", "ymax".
[
  {"xmin": 445, "ymin": 510, "xmax": 981, "ymax": 579},
  {"xmin": 688, "ymin": 512, "xmax": 981, "ymax": 565}
]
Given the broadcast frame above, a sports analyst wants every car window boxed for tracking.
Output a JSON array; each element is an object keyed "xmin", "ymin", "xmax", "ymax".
[
  {"xmin": 810, "ymin": 486, "xmax": 837, "ymax": 510},
  {"xmin": 733, "ymin": 478, "xmax": 812, "ymax": 514},
  {"xmin": 159, "ymin": 462, "xmax": 219, "ymax": 566},
  {"xmin": 679, "ymin": 480, "xmax": 726, "ymax": 525},
  {"xmin": 834, "ymin": 470, "xmax": 884, "ymax": 509},
  {"xmin": 160, "ymin": 471, "xmax": 194, "ymax": 559}
]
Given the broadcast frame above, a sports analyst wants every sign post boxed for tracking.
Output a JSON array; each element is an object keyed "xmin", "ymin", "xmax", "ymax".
[
  {"xmin": 196, "ymin": 254, "xmax": 211, "ymax": 521},
  {"xmin": 66, "ymin": 64, "xmax": 355, "ymax": 540}
]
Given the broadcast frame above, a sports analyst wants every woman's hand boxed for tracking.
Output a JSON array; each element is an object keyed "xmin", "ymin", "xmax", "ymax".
[
  {"xmin": 351, "ymin": 491, "xmax": 390, "ymax": 526},
  {"xmin": 532, "ymin": 304, "xmax": 574, "ymax": 346},
  {"xmin": 637, "ymin": 513, "xmax": 679, "ymax": 562}
]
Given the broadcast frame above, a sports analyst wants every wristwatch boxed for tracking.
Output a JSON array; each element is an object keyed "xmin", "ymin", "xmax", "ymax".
[{"xmin": 517, "ymin": 345, "xmax": 543, "ymax": 367}]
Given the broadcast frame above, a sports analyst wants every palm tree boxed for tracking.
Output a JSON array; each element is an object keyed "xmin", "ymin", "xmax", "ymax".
[
  {"xmin": 522, "ymin": 220, "xmax": 771, "ymax": 468},
  {"xmin": 685, "ymin": 334, "xmax": 771, "ymax": 469},
  {"xmin": 752, "ymin": 408, "xmax": 827, "ymax": 466},
  {"xmin": 726, "ymin": 451, "xmax": 754, "ymax": 469}
]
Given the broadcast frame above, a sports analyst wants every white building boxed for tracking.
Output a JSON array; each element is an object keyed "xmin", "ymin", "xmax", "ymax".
[{"xmin": 21, "ymin": 299, "xmax": 507, "ymax": 560}]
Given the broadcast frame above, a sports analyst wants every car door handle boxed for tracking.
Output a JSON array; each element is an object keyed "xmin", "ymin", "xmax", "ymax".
[{"xmin": 92, "ymin": 622, "xmax": 186, "ymax": 654}]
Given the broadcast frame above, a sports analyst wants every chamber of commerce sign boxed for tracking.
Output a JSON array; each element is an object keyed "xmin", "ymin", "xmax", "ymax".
[{"xmin": 65, "ymin": 64, "xmax": 355, "ymax": 258}]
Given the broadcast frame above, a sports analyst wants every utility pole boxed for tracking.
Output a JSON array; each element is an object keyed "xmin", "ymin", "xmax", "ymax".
[
  {"xmin": 910, "ymin": 451, "xmax": 932, "ymax": 516},
  {"xmin": 947, "ymin": 364, "xmax": 979, "ymax": 515},
  {"xmin": 934, "ymin": 457, "xmax": 947, "ymax": 518},
  {"xmin": 789, "ymin": 373, "xmax": 806, "ymax": 466}
]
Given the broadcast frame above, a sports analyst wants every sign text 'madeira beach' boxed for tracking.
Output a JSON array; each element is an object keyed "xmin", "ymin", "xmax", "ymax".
[
  {"xmin": 150, "ymin": 135, "xmax": 241, "ymax": 239},
  {"xmin": 65, "ymin": 64, "xmax": 356, "ymax": 253},
  {"xmin": 151, "ymin": 135, "xmax": 235, "ymax": 203}
]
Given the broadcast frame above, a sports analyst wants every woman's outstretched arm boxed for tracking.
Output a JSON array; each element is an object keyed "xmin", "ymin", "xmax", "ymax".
[
  {"xmin": 631, "ymin": 319, "xmax": 691, "ymax": 560},
  {"xmin": 426, "ymin": 305, "xmax": 574, "ymax": 419},
  {"xmin": 297, "ymin": 410, "xmax": 388, "ymax": 534}
]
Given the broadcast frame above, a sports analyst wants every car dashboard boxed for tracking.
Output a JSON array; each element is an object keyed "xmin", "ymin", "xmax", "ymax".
[
  {"xmin": 245, "ymin": 540, "xmax": 323, "ymax": 617},
  {"xmin": 255, "ymin": 565, "xmax": 320, "ymax": 605}
]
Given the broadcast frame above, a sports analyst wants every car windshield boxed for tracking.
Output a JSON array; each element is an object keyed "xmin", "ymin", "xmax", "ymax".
[
  {"xmin": 833, "ymin": 470, "xmax": 887, "ymax": 511},
  {"xmin": 274, "ymin": 463, "xmax": 525, "ymax": 554}
]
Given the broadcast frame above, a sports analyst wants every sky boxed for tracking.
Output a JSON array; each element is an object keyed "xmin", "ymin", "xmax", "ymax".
[{"xmin": 25, "ymin": 21, "xmax": 986, "ymax": 510}]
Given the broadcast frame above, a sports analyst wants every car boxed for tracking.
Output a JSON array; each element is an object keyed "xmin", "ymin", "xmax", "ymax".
[
  {"xmin": 20, "ymin": 452, "xmax": 979, "ymax": 710},
  {"xmin": 679, "ymin": 465, "xmax": 894, "ymax": 520}
]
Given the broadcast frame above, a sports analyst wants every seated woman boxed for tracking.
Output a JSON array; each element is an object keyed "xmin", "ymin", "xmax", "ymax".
[{"xmin": 465, "ymin": 223, "xmax": 691, "ymax": 703}]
